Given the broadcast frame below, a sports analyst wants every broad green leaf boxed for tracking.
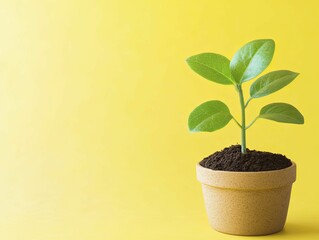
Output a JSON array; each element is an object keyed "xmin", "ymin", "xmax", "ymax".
[
  {"xmin": 259, "ymin": 103, "xmax": 304, "ymax": 124},
  {"xmin": 250, "ymin": 70, "xmax": 299, "ymax": 98},
  {"xmin": 186, "ymin": 53, "xmax": 234, "ymax": 85},
  {"xmin": 188, "ymin": 100, "xmax": 232, "ymax": 132},
  {"xmin": 230, "ymin": 39, "xmax": 275, "ymax": 83}
]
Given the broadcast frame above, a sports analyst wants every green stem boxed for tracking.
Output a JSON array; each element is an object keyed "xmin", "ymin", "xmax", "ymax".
[
  {"xmin": 232, "ymin": 116, "xmax": 242, "ymax": 128},
  {"xmin": 246, "ymin": 117, "xmax": 258, "ymax": 130},
  {"xmin": 245, "ymin": 97, "xmax": 252, "ymax": 109},
  {"xmin": 237, "ymin": 85, "xmax": 246, "ymax": 154}
]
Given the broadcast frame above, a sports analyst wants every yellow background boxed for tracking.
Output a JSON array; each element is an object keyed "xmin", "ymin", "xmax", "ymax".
[{"xmin": 0, "ymin": 0, "xmax": 318, "ymax": 239}]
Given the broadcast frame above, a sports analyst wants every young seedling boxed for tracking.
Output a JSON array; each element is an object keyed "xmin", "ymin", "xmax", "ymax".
[{"xmin": 186, "ymin": 39, "xmax": 304, "ymax": 154}]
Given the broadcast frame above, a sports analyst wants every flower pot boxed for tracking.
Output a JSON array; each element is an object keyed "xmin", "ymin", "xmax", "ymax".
[{"xmin": 196, "ymin": 162, "xmax": 296, "ymax": 236}]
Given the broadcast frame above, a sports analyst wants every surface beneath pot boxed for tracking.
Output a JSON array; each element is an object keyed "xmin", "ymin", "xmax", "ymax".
[{"xmin": 200, "ymin": 145, "xmax": 292, "ymax": 172}]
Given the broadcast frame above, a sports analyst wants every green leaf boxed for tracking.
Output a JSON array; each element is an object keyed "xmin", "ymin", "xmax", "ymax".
[
  {"xmin": 259, "ymin": 103, "xmax": 304, "ymax": 124},
  {"xmin": 186, "ymin": 53, "xmax": 234, "ymax": 85},
  {"xmin": 188, "ymin": 100, "xmax": 232, "ymax": 132},
  {"xmin": 230, "ymin": 39, "xmax": 275, "ymax": 83},
  {"xmin": 250, "ymin": 70, "xmax": 299, "ymax": 98}
]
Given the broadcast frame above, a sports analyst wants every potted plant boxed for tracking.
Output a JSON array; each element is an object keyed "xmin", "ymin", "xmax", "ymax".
[{"xmin": 186, "ymin": 39, "xmax": 304, "ymax": 236}]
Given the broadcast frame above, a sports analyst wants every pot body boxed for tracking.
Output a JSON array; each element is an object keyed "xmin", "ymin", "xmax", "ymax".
[{"xmin": 196, "ymin": 162, "xmax": 296, "ymax": 236}]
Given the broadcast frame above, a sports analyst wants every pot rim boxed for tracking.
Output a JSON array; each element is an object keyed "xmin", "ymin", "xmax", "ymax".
[{"xmin": 196, "ymin": 162, "xmax": 296, "ymax": 190}]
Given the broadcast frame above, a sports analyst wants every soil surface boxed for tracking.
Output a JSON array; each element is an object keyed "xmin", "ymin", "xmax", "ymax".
[{"xmin": 200, "ymin": 145, "xmax": 292, "ymax": 172}]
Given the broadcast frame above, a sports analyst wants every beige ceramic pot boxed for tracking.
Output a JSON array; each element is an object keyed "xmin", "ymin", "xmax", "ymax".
[{"xmin": 196, "ymin": 162, "xmax": 296, "ymax": 236}]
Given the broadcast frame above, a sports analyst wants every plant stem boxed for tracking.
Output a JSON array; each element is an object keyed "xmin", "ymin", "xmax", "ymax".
[
  {"xmin": 237, "ymin": 85, "xmax": 247, "ymax": 154},
  {"xmin": 232, "ymin": 116, "xmax": 242, "ymax": 128},
  {"xmin": 245, "ymin": 97, "xmax": 252, "ymax": 109},
  {"xmin": 246, "ymin": 117, "xmax": 258, "ymax": 130}
]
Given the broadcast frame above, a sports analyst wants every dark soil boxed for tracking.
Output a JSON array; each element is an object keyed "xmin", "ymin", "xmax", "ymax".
[{"xmin": 200, "ymin": 145, "xmax": 292, "ymax": 172}]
